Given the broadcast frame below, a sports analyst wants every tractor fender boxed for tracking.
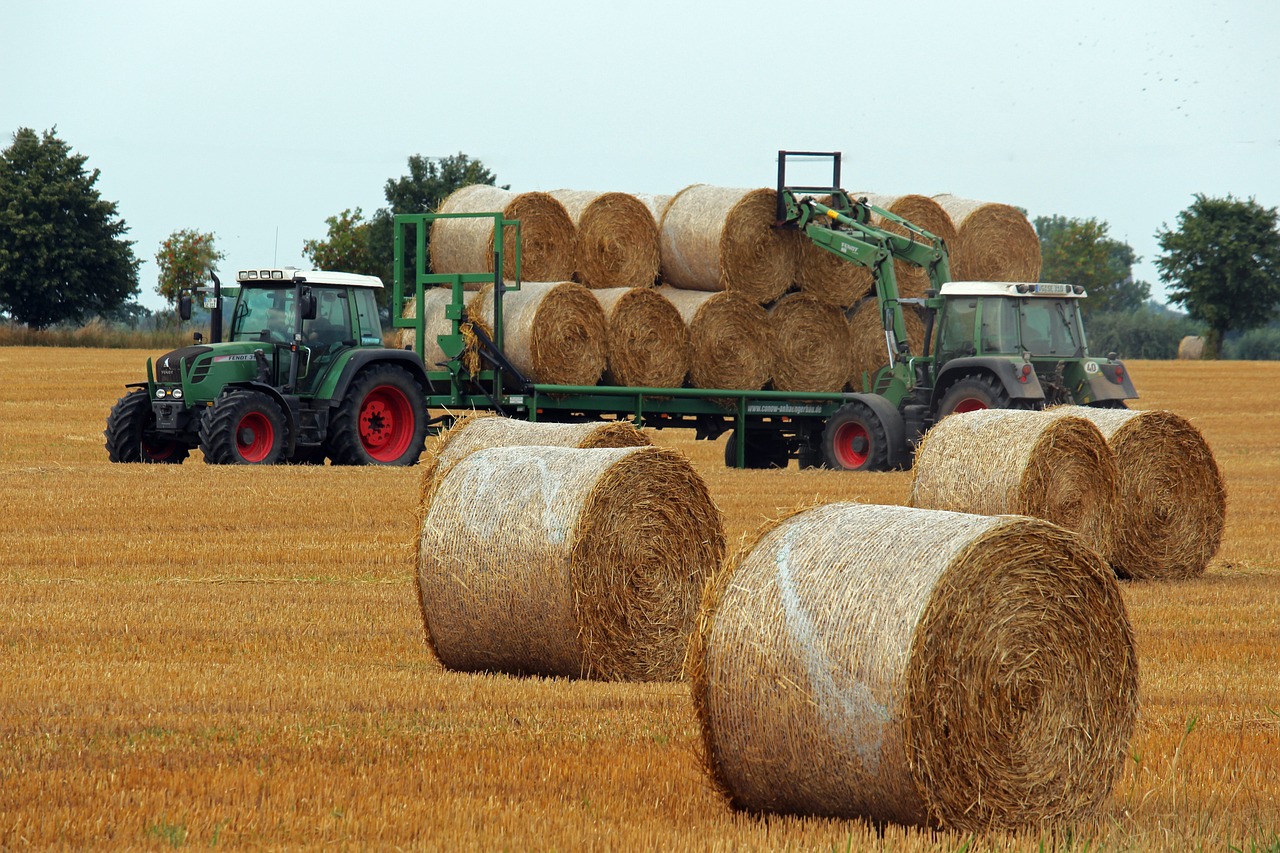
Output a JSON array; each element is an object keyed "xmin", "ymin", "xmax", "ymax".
[
  {"xmin": 843, "ymin": 392, "xmax": 908, "ymax": 468},
  {"xmin": 1082, "ymin": 359, "xmax": 1138, "ymax": 403},
  {"xmin": 934, "ymin": 357, "xmax": 1044, "ymax": 405},
  {"xmin": 220, "ymin": 380, "xmax": 300, "ymax": 456},
  {"xmin": 324, "ymin": 349, "xmax": 431, "ymax": 405}
]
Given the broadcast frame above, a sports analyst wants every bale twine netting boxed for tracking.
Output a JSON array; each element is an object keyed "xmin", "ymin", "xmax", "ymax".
[
  {"xmin": 634, "ymin": 192, "xmax": 674, "ymax": 226},
  {"xmin": 418, "ymin": 444, "xmax": 724, "ymax": 681},
  {"xmin": 846, "ymin": 298, "xmax": 926, "ymax": 392},
  {"xmin": 859, "ymin": 193, "xmax": 959, "ymax": 300},
  {"xmin": 592, "ymin": 287, "xmax": 690, "ymax": 388},
  {"xmin": 656, "ymin": 285, "xmax": 774, "ymax": 394},
  {"xmin": 767, "ymin": 293, "xmax": 851, "ymax": 393},
  {"xmin": 470, "ymin": 280, "xmax": 607, "ymax": 387},
  {"xmin": 792, "ymin": 194, "xmax": 873, "ymax": 308},
  {"xmin": 431, "ymin": 185, "xmax": 577, "ymax": 282},
  {"xmin": 932, "ymin": 194, "xmax": 1041, "ymax": 283},
  {"xmin": 910, "ymin": 410, "xmax": 1119, "ymax": 560},
  {"xmin": 549, "ymin": 190, "xmax": 660, "ymax": 289},
  {"xmin": 659, "ymin": 185, "xmax": 796, "ymax": 304},
  {"xmin": 1048, "ymin": 406, "xmax": 1226, "ymax": 580},
  {"xmin": 687, "ymin": 502, "xmax": 1138, "ymax": 831}
]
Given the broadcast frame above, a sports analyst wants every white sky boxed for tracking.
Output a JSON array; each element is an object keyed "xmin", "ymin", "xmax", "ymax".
[{"xmin": 3, "ymin": 0, "xmax": 1277, "ymax": 311}]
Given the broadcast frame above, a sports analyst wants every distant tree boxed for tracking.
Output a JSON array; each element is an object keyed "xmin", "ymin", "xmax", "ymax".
[
  {"xmin": 1156, "ymin": 194, "xmax": 1280, "ymax": 356},
  {"xmin": 302, "ymin": 208, "xmax": 377, "ymax": 276},
  {"xmin": 1035, "ymin": 214, "xmax": 1150, "ymax": 316},
  {"xmin": 155, "ymin": 228, "xmax": 224, "ymax": 307},
  {"xmin": 0, "ymin": 127, "xmax": 140, "ymax": 328},
  {"xmin": 1084, "ymin": 304, "xmax": 1204, "ymax": 359}
]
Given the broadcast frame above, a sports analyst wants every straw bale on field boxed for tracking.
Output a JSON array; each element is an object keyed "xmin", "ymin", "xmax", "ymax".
[
  {"xmin": 858, "ymin": 193, "xmax": 959, "ymax": 300},
  {"xmin": 431, "ymin": 185, "xmax": 576, "ymax": 282},
  {"xmin": 932, "ymin": 194, "xmax": 1041, "ymax": 282},
  {"xmin": 767, "ymin": 293, "xmax": 850, "ymax": 393},
  {"xmin": 549, "ymin": 190, "xmax": 660, "ymax": 290},
  {"xmin": 1049, "ymin": 406, "xmax": 1226, "ymax": 579},
  {"xmin": 910, "ymin": 409, "xmax": 1118, "ymax": 557},
  {"xmin": 659, "ymin": 185, "xmax": 796, "ymax": 304},
  {"xmin": 470, "ymin": 281, "xmax": 607, "ymax": 387},
  {"xmin": 419, "ymin": 445, "xmax": 724, "ymax": 681},
  {"xmin": 656, "ymin": 285, "xmax": 773, "ymax": 393},
  {"xmin": 592, "ymin": 287, "xmax": 690, "ymax": 388},
  {"xmin": 846, "ymin": 298, "xmax": 926, "ymax": 392},
  {"xmin": 688, "ymin": 502, "xmax": 1137, "ymax": 830},
  {"xmin": 1178, "ymin": 336, "xmax": 1206, "ymax": 360}
]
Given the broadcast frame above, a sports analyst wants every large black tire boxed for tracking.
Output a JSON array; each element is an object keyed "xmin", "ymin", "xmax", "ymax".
[
  {"xmin": 1088, "ymin": 399, "xmax": 1129, "ymax": 409},
  {"xmin": 104, "ymin": 388, "xmax": 190, "ymax": 464},
  {"xmin": 936, "ymin": 374, "xmax": 1018, "ymax": 419},
  {"xmin": 821, "ymin": 401, "xmax": 891, "ymax": 471},
  {"xmin": 326, "ymin": 364, "xmax": 429, "ymax": 466},
  {"xmin": 723, "ymin": 432, "xmax": 790, "ymax": 469},
  {"xmin": 200, "ymin": 389, "xmax": 287, "ymax": 465},
  {"xmin": 288, "ymin": 446, "xmax": 329, "ymax": 465}
]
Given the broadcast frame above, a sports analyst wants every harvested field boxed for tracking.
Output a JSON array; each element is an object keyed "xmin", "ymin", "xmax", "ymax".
[{"xmin": 2, "ymin": 348, "xmax": 1280, "ymax": 849}]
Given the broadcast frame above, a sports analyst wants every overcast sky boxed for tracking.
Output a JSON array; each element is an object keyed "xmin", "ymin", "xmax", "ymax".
[{"xmin": 4, "ymin": 0, "xmax": 1277, "ymax": 312}]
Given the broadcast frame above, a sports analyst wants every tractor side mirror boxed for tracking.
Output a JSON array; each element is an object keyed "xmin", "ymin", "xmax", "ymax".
[
  {"xmin": 300, "ymin": 287, "xmax": 317, "ymax": 321},
  {"xmin": 179, "ymin": 294, "xmax": 193, "ymax": 321}
]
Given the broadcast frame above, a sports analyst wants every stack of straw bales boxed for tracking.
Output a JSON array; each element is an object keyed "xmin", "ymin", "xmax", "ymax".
[
  {"xmin": 431, "ymin": 186, "xmax": 577, "ymax": 283},
  {"xmin": 933, "ymin": 193, "xmax": 1042, "ymax": 282},
  {"xmin": 417, "ymin": 433, "xmax": 723, "ymax": 682},
  {"xmin": 591, "ymin": 287, "xmax": 690, "ymax": 388},
  {"xmin": 1048, "ymin": 406, "xmax": 1226, "ymax": 579},
  {"xmin": 688, "ymin": 502, "xmax": 1138, "ymax": 830},
  {"xmin": 549, "ymin": 190, "xmax": 660, "ymax": 289}
]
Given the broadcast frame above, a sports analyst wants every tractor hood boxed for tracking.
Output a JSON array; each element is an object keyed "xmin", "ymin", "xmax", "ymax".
[{"xmin": 154, "ymin": 345, "xmax": 213, "ymax": 383}]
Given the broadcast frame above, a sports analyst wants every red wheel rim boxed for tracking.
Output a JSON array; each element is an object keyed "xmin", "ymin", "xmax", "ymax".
[
  {"xmin": 359, "ymin": 385, "xmax": 414, "ymax": 462},
  {"xmin": 952, "ymin": 397, "xmax": 989, "ymax": 414},
  {"xmin": 235, "ymin": 411, "xmax": 275, "ymax": 462},
  {"xmin": 833, "ymin": 420, "xmax": 870, "ymax": 469}
]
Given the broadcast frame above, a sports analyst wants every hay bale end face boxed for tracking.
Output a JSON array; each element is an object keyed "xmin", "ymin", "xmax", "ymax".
[
  {"xmin": 847, "ymin": 298, "xmax": 926, "ymax": 392},
  {"xmin": 431, "ymin": 185, "xmax": 577, "ymax": 282},
  {"xmin": 932, "ymin": 194, "xmax": 1041, "ymax": 283},
  {"xmin": 858, "ymin": 193, "xmax": 959, "ymax": 300},
  {"xmin": 688, "ymin": 502, "xmax": 1138, "ymax": 831},
  {"xmin": 593, "ymin": 287, "xmax": 691, "ymax": 388},
  {"xmin": 767, "ymin": 293, "xmax": 851, "ymax": 393},
  {"xmin": 909, "ymin": 409, "xmax": 1119, "ymax": 559},
  {"xmin": 1049, "ymin": 406, "xmax": 1226, "ymax": 579},
  {"xmin": 471, "ymin": 280, "xmax": 608, "ymax": 387},
  {"xmin": 656, "ymin": 285, "xmax": 773, "ymax": 394},
  {"xmin": 550, "ymin": 190, "xmax": 661, "ymax": 290},
  {"xmin": 419, "ymin": 445, "xmax": 724, "ymax": 681}
]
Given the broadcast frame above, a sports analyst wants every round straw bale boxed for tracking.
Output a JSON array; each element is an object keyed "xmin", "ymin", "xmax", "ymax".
[
  {"xmin": 470, "ymin": 281, "xmax": 607, "ymax": 387},
  {"xmin": 792, "ymin": 194, "xmax": 873, "ymax": 307},
  {"xmin": 688, "ymin": 502, "xmax": 1137, "ymax": 830},
  {"xmin": 550, "ymin": 190, "xmax": 660, "ymax": 289},
  {"xmin": 768, "ymin": 293, "xmax": 851, "ymax": 393},
  {"xmin": 394, "ymin": 287, "xmax": 454, "ymax": 362},
  {"xmin": 1048, "ymin": 406, "xmax": 1226, "ymax": 580},
  {"xmin": 659, "ymin": 185, "xmax": 796, "ymax": 304},
  {"xmin": 635, "ymin": 192, "xmax": 674, "ymax": 225},
  {"xmin": 932, "ymin": 194, "xmax": 1041, "ymax": 282},
  {"xmin": 846, "ymin": 298, "xmax": 926, "ymax": 391},
  {"xmin": 431, "ymin": 185, "xmax": 577, "ymax": 282},
  {"xmin": 1178, "ymin": 335, "xmax": 1206, "ymax": 360},
  {"xmin": 592, "ymin": 287, "xmax": 690, "ymax": 388},
  {"xmin": 910, "ymin": 410, "xmax": 1119, "ymax": 558},
  {"xmin": 656, "ymin": 285, "xmax": 773, "ymax": 393},
  {"xmin": 419, "ymin": 445, "xmax": 724, "ymax": 681},
  {"xmin": 858, "ymin": 193, "xmax": 959, "ymax": 300}
]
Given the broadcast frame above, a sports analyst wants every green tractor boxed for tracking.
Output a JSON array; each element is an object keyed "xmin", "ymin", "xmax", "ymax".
[{"xmin": 105, "ymin": 268, "xmax": 430, "ymax": 465}]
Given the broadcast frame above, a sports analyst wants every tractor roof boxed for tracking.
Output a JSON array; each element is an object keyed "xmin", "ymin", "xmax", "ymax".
[
  {"xmin": 235, "ymin": 268, "xmax": 383, "ymax": 289},
  {"xmin": 940, "ymin": 281, "xmax": 1086, "ymax": 298}
]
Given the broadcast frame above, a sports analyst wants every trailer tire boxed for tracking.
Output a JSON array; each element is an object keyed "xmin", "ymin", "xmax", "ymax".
[
  {"xmin": 724, "ymin": 432, "xmax": 789, "ymax": 469},
  {"xmin": 104, "ymin": 388, "xmax": 190, "ymax": 464},
  {"xmin": 327, "ymin": 364, "xmax": 428, "ymax": 466},
  {"xmin": 822, "ymin": 401, "xmax": 891, "ymax": 472},
  {"xmin": 200, "ymin": 389, "xmax": 287, "ymax": 465}
]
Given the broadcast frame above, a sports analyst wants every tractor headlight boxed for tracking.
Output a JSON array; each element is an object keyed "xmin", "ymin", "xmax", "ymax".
[
  {"xmin": 155, "ymin": 388, "xmax": 167, "ymax": 399},
  {"xmin": 171, "ymin": 388, "xmax": 183, "ymax": 400}
]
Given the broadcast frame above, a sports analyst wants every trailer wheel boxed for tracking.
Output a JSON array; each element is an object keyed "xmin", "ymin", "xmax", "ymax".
[
  {"xmin": 724, "ymin": 432, "xmax": 789, "ymax": 469},
  {"xmin": 104, "ymin": 388, "xmax": 190, "ymax": 464},
  {"xmin": 822, "ymin": 401, "xmax": 891, "ymax": 471},
  {"xmin": 327, "ymin": 364, "xmax": 428, "ymax": 466},
  {"xmin": 936, "ymin": 374, "xmax": 1014, "ymax": 418},
  {"xmin": 200, "ymin": 389, "xmax": 287, "ymax": 465}
]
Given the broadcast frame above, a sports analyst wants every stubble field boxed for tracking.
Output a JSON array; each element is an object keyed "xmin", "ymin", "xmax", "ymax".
[{"xmin": 0, "ymin": 347, "xmax": 1278, "ymax": 850}]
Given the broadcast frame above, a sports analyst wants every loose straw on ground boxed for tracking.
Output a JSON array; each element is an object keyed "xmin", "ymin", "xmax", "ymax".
[
  {"xmin": 932, "ymin": 194, "xmax": 1041, "ymax": 282},
  {"xmin": 656, "ymin": 285, "xmax": 773, "ymax": 394},
  {"xmin": 688, "ymin": 501, "xmax": 1137, "ymax": 831},
  {"xmin": 767, "ymin": 293, "xmax": 850, "ymax": 393},
  {"xmin": 550, "ymin": 190, "xmax": 660, "ymax": 289},
  {"xmin": 419, "ymin": 445, "xmax": 724, "ymax": 681},
  {"xmin": 431, "ymin": 185, "xmax": 577, "ymax": 282},
  {"xmin": 592, "ymin": 287, "xmax": 690, "ymax": 388},
  {"xmin": 470, "ymin": 281, "xmax": 607, "ymax": 387}
]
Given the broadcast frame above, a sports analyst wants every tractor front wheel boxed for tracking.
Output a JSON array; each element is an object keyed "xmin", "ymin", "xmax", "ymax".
[
  {"xmin": 200, "ymin": 390, "xmax": 287, "ymax": 465},
  {"xmin": 326, "ymin": 365, "xmax": 428, "ymax": 466},
  {"xmin": 104, "ymin": 388, "xmax": 190, "ymax": 464}
]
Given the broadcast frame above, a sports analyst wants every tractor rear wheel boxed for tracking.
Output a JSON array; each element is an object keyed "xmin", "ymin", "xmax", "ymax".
[
  {"xmin": 200, "ymin": 389, "xmax": 287, "ymax": 465},
  {"xmin": 936, "ymin": 374, "xmax": 1017, "ymax": 418},
  {"xmin": 821, "ymin": 401, "xmax": 891, "ymax": 471},
  {"xmin": 104, "ymin": 388, "xmax": 190, "ymax": 464},
  {"xmin": 326, "ymin": 364, "xmax": 428, "ymax": 466}
]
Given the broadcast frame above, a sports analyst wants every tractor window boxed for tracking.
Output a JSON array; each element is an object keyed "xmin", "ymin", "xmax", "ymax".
[
  {"xmin": 303, "ymin": 288, "xmax": 352, "ymax": 351},
  {"xmin": 937, "ymin": 299, "xmax": 977, "ymax": 360},
  {"xmin": 979, "ymin": 297, "xmax": 1021, "ymax": 354},
  {"xmin": 353, "ymin": 289, "xmax": 382, "ymax": 345},
  {"xmin": 231, "ymin": 287, "xmax": 294, "ymax": 342},
  {"xmin": 1019, "ymin": 298, "xmax": 1084, "ymax": 357}
]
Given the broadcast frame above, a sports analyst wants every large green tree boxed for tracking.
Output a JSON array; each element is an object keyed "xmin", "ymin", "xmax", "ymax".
[
  {"xmin": 1035, "ymin": 214, "xmax": 1149, "ymax": 316},
  {"xmin": 156, "ymin": 228, "xmax": 224, "ymax": 307},
  {"xmin": 0, "ymin": 127, "xmax": 140, "ymax": 328},
  {"xmin": 1156, "ymin": 194, "xmax": 1280, "ymax": 355},
  {"xmin": 301, "ymin": 208, "xmax": 378, "ymax": 276}
]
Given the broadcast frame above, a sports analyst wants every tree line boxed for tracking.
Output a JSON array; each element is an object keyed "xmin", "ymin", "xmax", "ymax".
[{"xmin": 2, "ymin": 125, "xmax": 1279, "ymax": 358}]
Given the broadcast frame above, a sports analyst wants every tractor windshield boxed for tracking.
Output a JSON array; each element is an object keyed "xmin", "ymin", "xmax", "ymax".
[
  {"xmin": 230, "ymin": 287, "xmax": 296, "ymax": 343},
  {"xmin": 1018, "ymin": 298, "xmax": 1086, "ymax": 358}
]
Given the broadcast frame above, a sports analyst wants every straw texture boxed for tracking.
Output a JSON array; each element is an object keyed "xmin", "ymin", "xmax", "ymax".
[
  {"xmin": 550, "ymin": 190, "xmax": 660, "ymax": 289},
  {"xmin": 767, "ymin": 293, "xmax": 851, "ymax": 393},
  {"xmin": 1178, "ymin": 336, "xmax": 1206, "ymax": 360},
  {"xmin": 659, "ymin": 185, "xmax": 796, "ymax": 304},
  {"xmin": 431, "ymin": 185, "xmax": 577, "ymax": 282},
  {"xmin": 470, "ymin": 281, "xmax": 607, "ymax": 386},
  {"xmin": 395, "ymin": 288, "xmax": 454, "ymax": 362},
  {"xmin": 688, "ymin": 502, "xmax": 1137, "ymax": 830},
  {"xmin": 859, "ymin": 193, "xmax": 959, "ymax": 299},
  {"xmin": 792, "ymin": 195, "xmax": 873, "ymax": 308},
  {"xmin": 846, "ymin": 298, "xmax": 926, "ymax": 392},
  {"xmin": 910, "ymin": 410, "xmax": 1119, "ymax": 558},
  {"xmin": 592, "ymin": 287, "xmax": 691, "ymax": 388},
  {"xmin": 635, "ymin": 193, "xmax": 674, "ymax": 225},
  {"xmin": 1049, "ymin": 406, "xmax": 1226, "ymax": 579},
  {"xmin": 419, "ymin": 445, "xmax": 724, "ymax": 680},
  {"xmin": 656, "ymin": 285, "xmax": 773, "ymax": 393},
  {"xmin": 932, "ymin": 194, "xmax": 1041, "ymax": 282}
]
